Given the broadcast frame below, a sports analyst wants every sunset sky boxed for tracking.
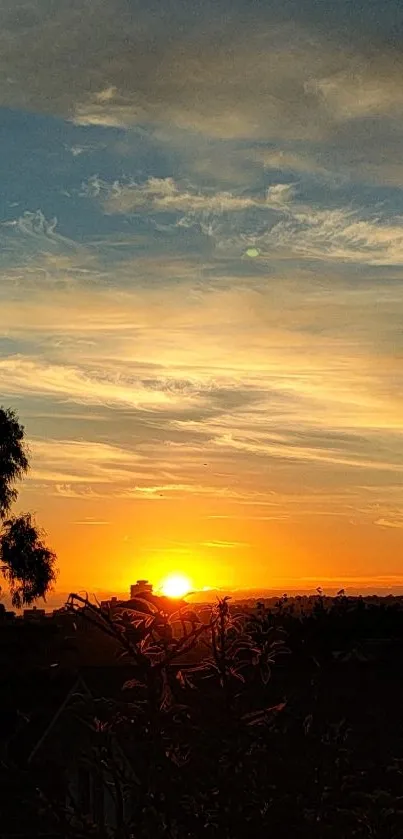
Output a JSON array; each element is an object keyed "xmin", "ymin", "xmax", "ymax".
[{"xmin": 1, "ymin": 0, "xmax": 403, "ymax": 596}]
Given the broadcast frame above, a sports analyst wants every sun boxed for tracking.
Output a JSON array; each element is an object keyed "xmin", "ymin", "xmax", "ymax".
[{"xmin": 160, "ymin": 572, "xmax": 192, "ymax": 599}]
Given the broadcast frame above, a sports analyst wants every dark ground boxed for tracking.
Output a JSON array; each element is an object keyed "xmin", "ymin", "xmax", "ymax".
[{"xmin": 2, "ymin": 594, "xmax": 403, "ymax": 838}]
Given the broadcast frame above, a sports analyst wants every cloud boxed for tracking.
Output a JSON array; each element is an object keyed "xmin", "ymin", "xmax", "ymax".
[
  {"xmin": 54, "ymin": 485, "xmax": 106, "ymax": 499},
  {"xmin": 1, "ymin": 3, "xmax": 403, "ymax": 152},
  {"xmin": 0, "ymin": 357, "xmax": 212, "ymax": 413},
  {"xmin": 68, "ymin": 25, "xmax": 340, "ymax": 139},
  {"xmin": 258, "ymin": 148, "xmax": 330, "ymax": 176},
  {"xmin": 29, "ymin": 438, "xmax": 144, "ymax": 485},
  {"xmin": 173, "ymin": 415, "xmax": 403, "ymax": 474},
  {"xmin": 1, "ymin": 270, "xmax": 401, "ymax": 444},
  {"xmin": 82, "ymin": 175, "xmax": 403, "ymax": 266},
  {"xmin": 375, "ymin": 512, "xmax": 403, "ymax": 529},
  {"xmin": 202, "ymin": 540, "xmax": 250, "ymax": 549},
  {"xmin": 265, "ymin": 184, "xmax": 297, "ymax": 206},
  {"xmin": 267, "ymin": 204, "xmax": 403, "ymax": 266},
  {"xmin": 0, "ymin": 211, "xmax": 98, "ymax": 295},
  {"xmin": 305, "ymin": 64, "xmax": 403, "ymax": 123},
  {"xmin": 123, "ymin": 484, "xmax": 246, "ymax": 500},
  {"xmin": 72, "ymin": 28, "xmax": 403, "ymax": 144},
  {"xmin": 0, "ymin": 210, "xmax": 80, "ymax": 259},
  {"xmin": 195, "ymin": 190, "xmax": 403, "ymax": 266},
  {"xmin": 84, "ymin": 176, "xmax": 262, "ymax": 215},
  {"xmin": 1, "ymin": 210, "xmax": 401, "ymax": 530}
]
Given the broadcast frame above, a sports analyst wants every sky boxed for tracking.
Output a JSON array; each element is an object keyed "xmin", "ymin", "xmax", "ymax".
[{"xmin": 1, "ymin": 0, "xmax": 403, "ymax": 596}]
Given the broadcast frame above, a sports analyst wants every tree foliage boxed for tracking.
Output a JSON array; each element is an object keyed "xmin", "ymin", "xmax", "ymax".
[
  {"xmin": 0, "ymin": 513, "xmax": 57, "ymax": 608},
  {"xmin": 0, "ymin": 406, "xmax": 29, "ymax": 519},
  {"xmin": 0, "ymin": 405, "xmax": 57, "ymax": 608}
]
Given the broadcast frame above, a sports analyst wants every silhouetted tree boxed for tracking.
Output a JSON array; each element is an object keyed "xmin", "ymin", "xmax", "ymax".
[
  {"xmin": 0, "ymin": 405, "xmax": 57, "ymax": 607},
  {"xmin": 0, "ymin": 406, "xmax": 29, "ymax": 518},
  {"xmin": 0, "ymin": 513, "xmax": 57, "ymax": 608}
]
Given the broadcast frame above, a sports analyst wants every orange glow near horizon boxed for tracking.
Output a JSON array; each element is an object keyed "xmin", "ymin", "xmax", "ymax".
[
  {"xmin": 17, "ymin": 488, "xmax": 403, "ymax": 599},
  {"xmin": 7, "ymin": 480, "xmax": 399, "ymax": 606}
]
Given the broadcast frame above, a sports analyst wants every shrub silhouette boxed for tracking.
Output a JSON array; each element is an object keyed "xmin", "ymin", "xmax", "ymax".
[
  {"xmin": 57, "ymin": 592, "xmax": 287, "ymax": 837},
  {"xmin": 6, "ymin": 589, "xmax": 403, "ymax": 837}
]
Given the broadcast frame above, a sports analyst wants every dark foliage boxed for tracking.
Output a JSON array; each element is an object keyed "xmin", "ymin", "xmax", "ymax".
[
  {"xmin": 0, "ymin": 513, "xmax": 57, "ymax": 608},
  {"xmin": 4, "ymin": 593, "xmax": 403, "ymax": 837},
  {"xmin": 0, "ymin": 406, "xmax": 57, "ymax": 609},
  {"xmin": 0, "ymin": 406, "xmax": 29, "ymax": 519}
]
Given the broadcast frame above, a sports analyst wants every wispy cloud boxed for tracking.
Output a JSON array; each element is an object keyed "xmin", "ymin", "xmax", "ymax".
[
  {"xmin": 266, "ymin": 203, "xmax": 403, "ymax": 266},
  {"xmin": 1, "ymin": 210, "xmax": 80, "ymax": 258},
  {"xmin": 375, "ymin": 513, "xmax": 403, "ymax": 529},
  {"xmin": 202, "ymin": 540, "xmax": 251, "ymax": 549},
  {"xmin": 29, "ymin": 438, "xmax": 144, "ymax": 485},
  {"xmin": 84, "ymin": 176, "xmax": 403, "ymax": 266},
  {"xmin": 1, "ymin": 0, "xmax": 403, "ymax": 590},
  {"xmin": 0, "ymin": 357, "xmax": 211, "ymax": 413},
  {"xmin": 84, "ymin": 176, "xmax": 262, "ymax": 215}
]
